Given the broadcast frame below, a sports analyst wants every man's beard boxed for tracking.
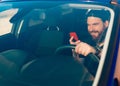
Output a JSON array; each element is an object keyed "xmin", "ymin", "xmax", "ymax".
[
  {"xmin": 89, "ymin": 31, "xmax": 100, "ymax": 42},
  {"xmin": 90, "ymin": 29, "xmax": 107, "ymax": 43}
]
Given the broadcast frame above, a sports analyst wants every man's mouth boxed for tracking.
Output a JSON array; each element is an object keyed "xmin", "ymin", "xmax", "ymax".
[
  {"xmin": 90, "ymin": 31, "xmax": 99, "ymax": 39},
  {"xmin": 90, "ymin": 31, "xmax": 99, "ymax": 33}
]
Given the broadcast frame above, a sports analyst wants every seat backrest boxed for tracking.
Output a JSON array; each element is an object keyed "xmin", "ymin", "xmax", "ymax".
[
  {"xmin": 17, "ymin": 26, "xmax": 66, "ymax": 57},
  {"xmin": 34, "ymin": 29, "xmax": 64, "ymax": 56}
]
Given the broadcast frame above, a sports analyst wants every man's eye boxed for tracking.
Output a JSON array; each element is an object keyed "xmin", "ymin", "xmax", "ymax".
[{"xmin": 93, "ymin": 23, "xmax": 99, "ymax": 26}]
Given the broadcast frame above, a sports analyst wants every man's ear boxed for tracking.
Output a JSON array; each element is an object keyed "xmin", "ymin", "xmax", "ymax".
[{"xmin": 104, "ymin": 20, "xmax": 109, "ymax": 28}]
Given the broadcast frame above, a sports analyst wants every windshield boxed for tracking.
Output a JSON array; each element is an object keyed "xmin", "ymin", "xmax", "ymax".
[{"xmin": 0, "ymin": 1, "xmax": 115, "ymax": 86}]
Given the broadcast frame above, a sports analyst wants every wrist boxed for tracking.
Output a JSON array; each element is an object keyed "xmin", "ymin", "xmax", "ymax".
[{"xmin": 94, "ymin": 46, "xmax": 101, "ymax": 56}]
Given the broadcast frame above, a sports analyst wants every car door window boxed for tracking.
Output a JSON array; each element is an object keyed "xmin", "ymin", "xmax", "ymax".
[{"xmin": 0, "ymin": 8, "xmax": 18, "ymax": 35}]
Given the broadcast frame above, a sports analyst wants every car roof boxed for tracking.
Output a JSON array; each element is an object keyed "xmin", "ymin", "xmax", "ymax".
[{"xmin": 1, "ymin": 0, "xmax": 119, "ymax": 4}]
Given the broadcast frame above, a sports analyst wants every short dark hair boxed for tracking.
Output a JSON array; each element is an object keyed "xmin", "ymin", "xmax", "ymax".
[{"xmin": 86, "ymin": 10, "xmax": 110, "ymax": 22}]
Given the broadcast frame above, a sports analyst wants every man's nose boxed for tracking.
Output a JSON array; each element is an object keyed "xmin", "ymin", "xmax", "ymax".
[{"xmin": 89, "ymin": 25, "xmax": 94, "ymax": 31}]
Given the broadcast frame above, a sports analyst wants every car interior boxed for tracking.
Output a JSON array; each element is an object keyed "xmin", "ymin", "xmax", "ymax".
[{"xmin": 0, "ymin": 1, "xmax": 119, "ymax": 86}]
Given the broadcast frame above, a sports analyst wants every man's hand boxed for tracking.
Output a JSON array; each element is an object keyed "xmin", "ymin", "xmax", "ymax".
[
  {"xmin": 69, "ymin": 36, "xmax": 96, "ymax": 56},
  {"xmin": 69, "ymin": 36, "xmax": 81, "ymax": 45},
  {"xmin": 75, "ymin": 42, "xmax": 96, "ymax": 56}
]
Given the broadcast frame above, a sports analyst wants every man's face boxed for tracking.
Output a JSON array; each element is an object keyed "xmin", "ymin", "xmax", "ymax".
[{"xmin": 87, "ymin": 16, "xmax": 108, "ymax": 41}]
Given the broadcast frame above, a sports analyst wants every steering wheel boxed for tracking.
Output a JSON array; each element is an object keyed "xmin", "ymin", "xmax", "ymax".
[
  {"xmin": 55, "ymin": 45, "xmax": 100, "ymax": 76},
  {"xmin": 55, "ymin": 45, "xmax": 100, "ymax": 62}
]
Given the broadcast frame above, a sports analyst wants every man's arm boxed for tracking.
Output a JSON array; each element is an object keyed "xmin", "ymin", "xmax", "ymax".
[{"xmin": 69, "ymin": 36, "xmax": 98, "ymax": 57}]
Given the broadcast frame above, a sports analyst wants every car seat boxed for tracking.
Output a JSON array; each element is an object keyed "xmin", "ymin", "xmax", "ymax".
[{"xmin": 0, "ymin": 24, "xmax": 67, "ymax": 79}]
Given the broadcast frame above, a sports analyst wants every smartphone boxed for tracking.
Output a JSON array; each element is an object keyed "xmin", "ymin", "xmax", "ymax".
[{"xmin": 69, "ymin": 32, "xmax": 79, "ymax": 41}]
